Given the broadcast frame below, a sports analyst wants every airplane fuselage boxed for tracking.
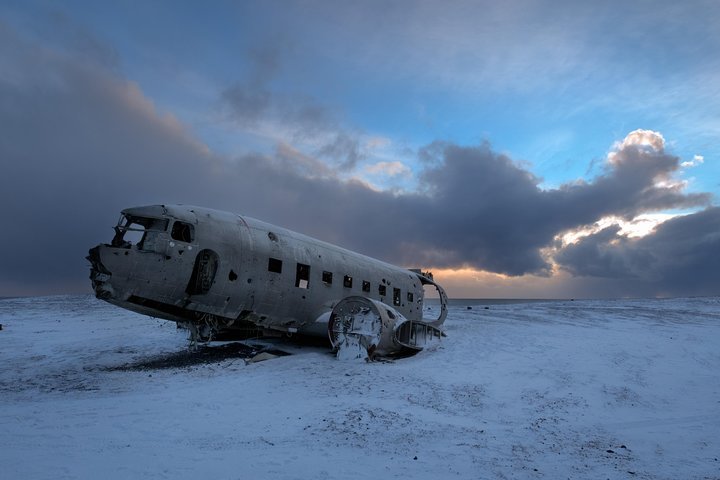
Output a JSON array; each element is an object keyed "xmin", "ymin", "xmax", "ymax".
[{"xmin": 88, "ymin": 205, "xmax": 447, "ymax": 357}]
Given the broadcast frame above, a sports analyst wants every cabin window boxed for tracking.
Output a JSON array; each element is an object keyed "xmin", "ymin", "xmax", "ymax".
[
  {"xmin": 343, "ymin": 275, "xmax": 353, "ymax": 288},
  {"xmin": 171, "ymin": 221, "xmax": 194, "ymax": 243},
  {"xmin": 322, "ymin": 271, "xmax": 333, "ymax": 284},
  {"xmin": 295, "ymin": 263, "xmax": 310, "ymax": 289},
  {"xmin": 362, "ymin": 280, "xmax": 371, "ymax": 293},
  {"xmin": 111, "ymin": 214, "xmax": 168, "ymax": 251},
  {"xmin": 378, "ymin": 285, "xmax": 387, "ymax": 296},
  {"xmin": 393, "ymin": 288, "xmax": 401, "ymax": 306},
  {"xmin": 140, "ymin": 218, "xmax": 169, "ymax": 251},
  {"xmin": 268, "ymin": 257, "xmax": 283, "ymax": 273},
  {"xmin": 407, "ymin": 292, "xmax": 414, "ymax": 303}
]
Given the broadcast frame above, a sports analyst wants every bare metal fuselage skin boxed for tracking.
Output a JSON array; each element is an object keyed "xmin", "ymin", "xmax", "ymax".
[{"xmin": 88, "ymin": 205, "xmax": 447, "ymax": 357}]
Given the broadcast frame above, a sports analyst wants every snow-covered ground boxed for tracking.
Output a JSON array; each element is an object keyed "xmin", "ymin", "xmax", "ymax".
[{"xmin": 1, "ymin": 295, "xmax": 719, "ymax": 479}]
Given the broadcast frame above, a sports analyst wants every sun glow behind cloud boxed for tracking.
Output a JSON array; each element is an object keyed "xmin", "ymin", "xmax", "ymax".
[
  {"xmin": 609, "ymin": 129, "xmax": 666, "ymax": 159},
  {"xmin": 425, "ymin": 267, "xmax": 584, "ymax": 299},
  {"xmin": 558, "ymin": 213, "xmax": 679, "ymax": 247}
]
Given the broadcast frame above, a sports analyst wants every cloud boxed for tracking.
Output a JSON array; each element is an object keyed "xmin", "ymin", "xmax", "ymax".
[
  {"xmin": 396, "ymin": 134, "xmax": 710, "ymax": 276},
  {"xmin": 365, "ymin": 161, "xmax": 412, "ymax": 177},
  {"xmin": 221, "ymin": 80, "xmax": 367, "ymax": 171},
  {"xmin": 273, "ymin": 142, "xmax": 334, "ymax": 179},
  {"xmin": 608, "ymin": 129, "xmax": 666, "ymax": 163},
  {"xmin": 0, "ymin": 24, "xmax": 715, "ymax": 298},
  {"xmin": 559, "ymin": 213, "xmax": 678, "ymax": 246},
  {"xmin": 549, "ymin": 130, "xmax": 710, "ymax": 220},
  {"xmin": 681, "ymin": 154, "xmax": 705, "ymax": 168},
  {"xmin": 0, "ymin": 26, "xmax": 213, "ymax": 294},
  {"xmin": 554, "ymin": 207, "xmax": 720, "ymax": 296},
  {"xmin": 221, "ymin": 84, "xmax": 272, "ymax": 126},
  {"xmin": 316, "ymin": 132, "xmax": 365, "ymax": 170},
  {"xmin": 219, "ymin": 45, "xmax": 368, "ymax": 171}
]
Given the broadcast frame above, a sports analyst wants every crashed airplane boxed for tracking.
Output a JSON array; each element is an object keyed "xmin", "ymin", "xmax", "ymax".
[{"xmin": 88, "ymin": 205, "xmax": 448, "ymax": 359}]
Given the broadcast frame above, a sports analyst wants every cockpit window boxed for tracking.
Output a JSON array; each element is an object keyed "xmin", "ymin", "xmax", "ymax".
[
  {"xmin": 111, "ymin": 215, "xmax": 168, "ymax": 250},
  {"xmin": 171, "ymin": 221, "xmax": 194, "ymax": 243}
]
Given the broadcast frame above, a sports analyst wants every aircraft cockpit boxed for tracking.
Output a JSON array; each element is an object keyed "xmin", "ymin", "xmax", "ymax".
[
  {"xmin": 110, "ymin": 212, "xmax": 195, "ymax": 252},
  {"xmin": 111, "ymin": 214, "xmax": 169, "ymax": 250}
]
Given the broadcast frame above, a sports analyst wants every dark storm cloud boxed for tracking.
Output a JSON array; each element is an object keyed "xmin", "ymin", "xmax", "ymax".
[
  {"xmin": 412, "ymin": 144, "xmax": 554, "ymax": 275},
  {"xmin": 548, "ymin": 140, "xmax": 709, "ymax": 222},
  {"xmin": 0, "ymin": 24, "xmax": 715, "ymax": 297},
  {"xmin": 390, "ymin": 141, "xmax": 710, "ymax": 277},
  {"xmin": 0, "ymin": 26, "xmax": 216, "ymax": 294},
  {"xmin": 0, "ymin": 24, "xmax": 368, "ymax": 294},
  {"xmin": 555, "ymin": 207, "xmax": 720, "ymax": 296}
]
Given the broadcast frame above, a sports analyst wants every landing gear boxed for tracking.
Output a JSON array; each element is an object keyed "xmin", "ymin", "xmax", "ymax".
[{"xmin": 181, "ymin": 313, "xmax": 221, "ymax": 348}]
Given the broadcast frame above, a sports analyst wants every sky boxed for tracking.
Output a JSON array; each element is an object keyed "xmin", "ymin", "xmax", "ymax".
[{"xmin": 1, "ymin": 0, "xmax": 718, "ymax": 298}]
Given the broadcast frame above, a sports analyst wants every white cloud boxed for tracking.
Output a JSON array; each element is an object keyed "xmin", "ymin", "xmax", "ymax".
[
  {"xmin": 558, "ymin": 212, "xmax": 680, "ymax": 247},
  {"xmin": 608, "ymin": 129, "xmax": 666, "ymax": 165},
  {"xmin": 681, "ymin": 154, "xmax": 705, "ymax": 168},
  {"xmin": 365, "ymin": 161, "xmax": 412, "ymax": 177}
]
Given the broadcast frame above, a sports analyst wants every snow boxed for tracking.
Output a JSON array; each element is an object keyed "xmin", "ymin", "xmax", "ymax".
[{"xmin": 1, "ymin": 295, "xmax": 719, "ymax": 479}]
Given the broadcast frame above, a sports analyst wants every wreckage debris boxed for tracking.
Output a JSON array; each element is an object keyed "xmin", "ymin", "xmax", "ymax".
[{"xmin": 329, "ymin": 296, "xmax": 443, "ymax": 360}]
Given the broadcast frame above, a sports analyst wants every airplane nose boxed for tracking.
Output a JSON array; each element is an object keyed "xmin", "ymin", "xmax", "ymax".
[
  {"xmin": 87, "ymin": 246, "xmax": 110, "ymax": 274},
  {"xmin": 87, "ymin": 245, "xmax": 113, "ymax": 299}
]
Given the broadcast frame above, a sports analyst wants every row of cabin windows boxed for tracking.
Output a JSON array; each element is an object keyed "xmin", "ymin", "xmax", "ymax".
[{"xmin": 267, "ymin": 257, "xmax": 413, "ymax": 306}]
